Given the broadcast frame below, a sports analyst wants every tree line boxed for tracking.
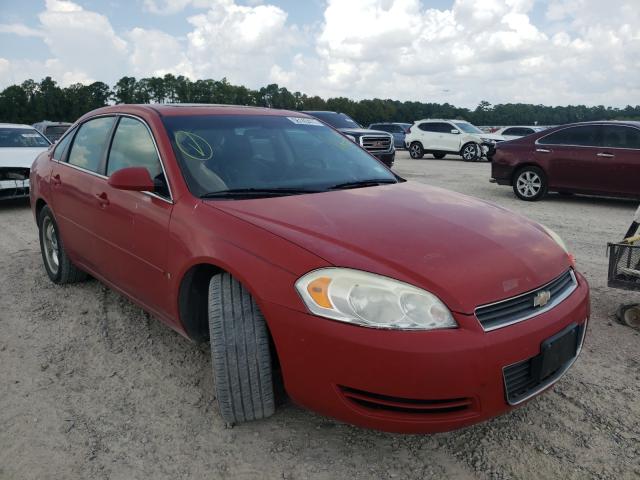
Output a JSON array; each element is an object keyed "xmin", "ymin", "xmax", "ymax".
[{"xmin": 1, "ymin": 74, "xmax": 639, "ymax": 127}]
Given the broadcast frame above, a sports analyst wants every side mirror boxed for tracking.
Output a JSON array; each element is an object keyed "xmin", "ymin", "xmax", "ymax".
[
  {"xmin": 451, "ymin": 129, "xmax": 460, "ymax": 134},
  {"xmin": 108, "ymin": 167, "xmax": 155, "ymax": 192}
]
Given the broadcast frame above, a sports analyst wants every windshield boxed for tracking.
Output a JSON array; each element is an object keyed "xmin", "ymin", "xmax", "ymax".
[
  {"xmin": 306, "ymin": 112, "xmax": 362, "ymax": 129},
  {"xmin": 453, "ymin": 122, "xmax": 483, "ymax": 134},
  {"xmin": 0, "ymin": 128, "xmax": 50, "ymax": 147},
  {"xmin": 162, "ymin": 114, "xmax": 397, "ymax": 198}
]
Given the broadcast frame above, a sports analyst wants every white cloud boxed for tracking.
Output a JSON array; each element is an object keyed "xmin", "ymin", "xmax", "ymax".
[
  {"xmin": 0, "ymin": 23, "xmax": 44, "ymax": 37},
  {"xmin": 0, "ymin": 0, "xmax": 638, "ymax": 107}
]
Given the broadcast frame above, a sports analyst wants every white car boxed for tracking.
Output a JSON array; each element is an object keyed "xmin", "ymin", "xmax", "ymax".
[
  {"xmin": 494, "ymin": 126, "xmax": 545, "ymax": 140},
  {"xmin": 0, "ymin": 123, "xmax": 51, "ymax": 200},
  {"xmin": 405, "ymin": 119, "xmax": 505, "ymax": 161}
]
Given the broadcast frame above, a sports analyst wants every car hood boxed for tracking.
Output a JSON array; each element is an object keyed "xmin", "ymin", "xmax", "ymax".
[
  {"xmin": 0, "ymin": 147, "xmax": 49, "ymax": 169},
  {"xmin": 338, "ymin": 128, "xmax": 391, "ymax": 137},
  {"xmin": 207, "ymin": 182, "xmax": 571, "ymax": 314},
  {"xmin": 474, "ymin": 133, "xmax": 506, "ymax": 141}
]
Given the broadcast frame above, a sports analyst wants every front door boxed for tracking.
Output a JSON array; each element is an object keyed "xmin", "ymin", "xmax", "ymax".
[
  {"xmin": 600, "ymin": 125, "xmax": 640, "ymax": 197},
  {"xmin": 94, "ymin": 116, "xmax": 174, "ymax": 317}
]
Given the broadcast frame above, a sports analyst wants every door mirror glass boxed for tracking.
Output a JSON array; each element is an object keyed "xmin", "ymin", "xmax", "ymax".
[
  {"xmin": 451, "ymin": 129, "xmax": 460, "ymax": 134},
  {"xmin": 108, "ymin": 167, "xmax": 155, "ymax": 192}
]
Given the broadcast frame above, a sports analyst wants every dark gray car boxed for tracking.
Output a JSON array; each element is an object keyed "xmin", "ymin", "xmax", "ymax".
[{"xmin": 369, "ymin": 123, "xmax": 411, "ymax": 149}]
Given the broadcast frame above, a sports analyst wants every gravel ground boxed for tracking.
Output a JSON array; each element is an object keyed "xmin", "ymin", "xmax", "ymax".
[{"xmin": 1, "ymin": 151, "xmax": 639, "ymax": 480}]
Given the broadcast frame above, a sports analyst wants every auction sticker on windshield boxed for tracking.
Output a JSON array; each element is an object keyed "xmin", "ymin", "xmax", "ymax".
[
  {"xmin": 175, "ymin": 131, "xmax": 213, "ymax": 161},
  {"xmin": 287, "ymin": 117, "xmax": 323, "ymax": 126}
]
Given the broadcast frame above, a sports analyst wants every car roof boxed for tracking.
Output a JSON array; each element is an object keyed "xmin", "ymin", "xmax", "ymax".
[
  {"xmin": 0, "ymin": 123, "xmax": 37, "ymax": 129},
  {"xmin": 79, "ymin": 104, "xmax": 312, "ymax": 120},
  {"xmin": 551, "ymin": 120, "xmax": 640, "ymax": 129},
  {"xmin": 415, "ymin": 119, "xmax": 468, "ymax": 123}
]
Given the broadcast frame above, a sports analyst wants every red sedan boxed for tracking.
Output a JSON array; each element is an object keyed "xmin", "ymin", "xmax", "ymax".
[
  {"xmin": 491, "ymin": 121, "xmax": 640, "ymax": 201},
  {"xmin": 30, "ymin": 105, "xmax": 589, "ymax": 433}
]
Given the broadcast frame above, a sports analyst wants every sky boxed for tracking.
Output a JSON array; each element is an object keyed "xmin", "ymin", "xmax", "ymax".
[{"xmin": 0, "ymin": 0, "xmax": 638, "ymax": 108}]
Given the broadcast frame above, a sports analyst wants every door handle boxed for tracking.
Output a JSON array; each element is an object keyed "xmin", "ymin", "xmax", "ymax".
[
  {"xmin": 536, "ymin": 148, "xmax": 551, "ymax": 153},
  {"xmin": 95, "ymin": 192, "xmax": 110, "ymax": 206},
  {"xmin": 597, "ymin": 152, "xmax": 614, "ymax": 158},
  {"xmin": 52, "ymin": 174, "xmax": 61, "ymax": 186}
]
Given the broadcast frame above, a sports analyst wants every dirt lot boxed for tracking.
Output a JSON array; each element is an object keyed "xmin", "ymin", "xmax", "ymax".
[{"xmin": 1, "ymin": 151, "xmax": 639, "ymax": 480}]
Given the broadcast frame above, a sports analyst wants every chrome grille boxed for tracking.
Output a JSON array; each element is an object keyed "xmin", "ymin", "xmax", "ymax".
[
  {"xmin": 475, "ymin": 270, "xmax": 577, "ymax": 331},
  {"xmin": 361, "ymin": 135, "xmax": 392, "ymax": 153}
]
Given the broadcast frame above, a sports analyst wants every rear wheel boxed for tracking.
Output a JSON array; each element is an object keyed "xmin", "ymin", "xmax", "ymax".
[
  {"xmin": 208, "ymin": 273, "xmax": 275, "ymax": 424},
  {"xmin": 38, "ymin": 205, "xmax": 88, "ymax": 284},
  {"xmin": 409, "ymin": 142, "xmax": 424, "ymax": 159},
  {"xmin": 460, "ymin": 142, "xmax": 480, "ymax": 162},
  {"xmin": 513, "ymin": 166, "xmax": 547, "ymax": 201},
  {"xmin": 433, "ymin": 153, "xmax": 446, "ymax": 159}
]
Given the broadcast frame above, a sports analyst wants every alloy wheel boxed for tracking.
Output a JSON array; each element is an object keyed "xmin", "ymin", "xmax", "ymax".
[
  {"xmin": 42, "ymin": 216, "xmax": 60, "ymax": 274},
  {"xmin": 516, "ymin": 171, "xmax": 542, "ymax": 198},
  {"xmin": 462, "ymin": 144, "xmax": 478, "ymax": 161}
]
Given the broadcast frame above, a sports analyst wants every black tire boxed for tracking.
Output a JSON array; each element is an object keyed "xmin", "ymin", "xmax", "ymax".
[
  {"xmin": 512, "ymin": 166, "xmax": 548, "ymax": 201},
  {"xmin": 433, "ymin": 153, "xmax": 446, "ymax": 159},
  {"xmin": 460, "ymin": 142, "xmax": 480, "ymax": 162},
  {"xmin": 409, "ymin": 142, "xmax": 424, "ymax": 159},
  {"xmin": 208, "ymin": 273, "xmax": 275, "ymax": 424},
  {"xmin": 38, "ymin": 205, "xmax": 88, "ymax": 284}
]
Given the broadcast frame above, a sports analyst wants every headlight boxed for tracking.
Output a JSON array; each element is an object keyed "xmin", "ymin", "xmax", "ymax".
[
  {"xmin": 480, "ymin": 137, "xmax": 496, "ymax": 144},
  {"xmin": 540, "ymin": 224, "xmax": 569, "ymax": 254},
  {"xmin": 344, "ymin": 134, "xmax": 357, "ymax": 143},
  {"xmin": 295, "ymin": 268, "xmax": 457, "ymax": 330}
]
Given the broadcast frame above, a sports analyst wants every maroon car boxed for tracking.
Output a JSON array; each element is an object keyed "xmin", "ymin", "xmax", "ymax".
[{"xmin": 491, "ymin": 121, "xmax": 640, "ymax": 201}]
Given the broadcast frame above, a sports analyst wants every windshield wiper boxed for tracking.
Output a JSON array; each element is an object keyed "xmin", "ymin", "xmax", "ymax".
[
  {"xmin": 328, "ymin": 179, "xmax": 398, "ymax": 190},
  {"xmin": 200, "ymin": 187, "xmax": 322, "ymax": 199}
]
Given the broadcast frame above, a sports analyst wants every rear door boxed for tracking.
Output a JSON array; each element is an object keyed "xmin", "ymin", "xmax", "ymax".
[
  {"xmin": 439, "ymin": 122, "xmax": 463, "ymax": 152},
  {"xmin": 95, "ymin": 115, "xmax": 174, "ymax": 316},
  {"xmin": 50, "ymin": 116, "xmax": 116, "ymax": 271},
  {"xmin": 601, "ymin": 125, "xmax": 640, "ymax": 197},
  {"xmin": 417, "ymin": 122, "xmax": 439, "ymax": 150},
  {"xmin": 536, "ymin": 125, "xmax": 603, "ymax": 193}
]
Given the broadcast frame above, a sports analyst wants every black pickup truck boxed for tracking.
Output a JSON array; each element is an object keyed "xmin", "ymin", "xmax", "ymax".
[{"xmin": 303, "ymin": 111, "xmax": 395, "ymax": 167}]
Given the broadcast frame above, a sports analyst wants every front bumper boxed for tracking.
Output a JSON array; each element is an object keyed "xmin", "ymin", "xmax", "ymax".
[
  {"xmin": 374, "ymin": 151, "xmax": 395, "ymax": 167},
  {"xmin": 263, "ymin": 272, "xmax": 589, "ymax": 433},
  {"xmin": 0, "ymin": 178, "xmax": 30, "ymax": 200}
]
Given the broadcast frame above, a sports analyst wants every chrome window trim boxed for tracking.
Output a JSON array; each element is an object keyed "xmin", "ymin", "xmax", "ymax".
[
  {"xmin": 502, "ymin": 317, "xmax": 588, "ymax": 406},
  {"xmin": 475, "ymin": 270, "xmax": 578, "ymax": 332},
  {"xmin": 535, "ymin": 123, "xmax": 640, "ymax": 151},
  {"xmin": 55, "ymin": 112, "xmax": 175, "ymax": 205}
]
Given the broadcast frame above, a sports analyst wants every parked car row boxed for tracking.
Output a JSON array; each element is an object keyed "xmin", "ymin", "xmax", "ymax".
[{"xmin": 491, "ymin": 121, "xmax": 640, "ymax": 201}]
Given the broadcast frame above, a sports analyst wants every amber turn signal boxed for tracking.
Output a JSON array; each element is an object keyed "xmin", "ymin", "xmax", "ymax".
[{"xmin": 307, "ymin": 277, "xmax": 333, "ymax": 309}]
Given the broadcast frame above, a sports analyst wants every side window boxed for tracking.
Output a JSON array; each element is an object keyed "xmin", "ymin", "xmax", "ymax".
[
  {"xmin": 52, "ymin": 128, "xmax": 75, "ymax": 161},
  {"xmin": 502, "ymin": 128, "xmax": 517, "ymax": 136},
  {"xmin": 602, "ymin": 126, "xmax": 640, "ymax": 149},
  {"xmin": 418, "ymin": 123, "xmax": 436, "ymax": 132},
  {"xmin": 440, "ymin": 123, "xmax": 456, "ymax": 133},
  {"xmin": 68, "ymin": 117, "xmax": 116, "ymax": 173},
  {"xmin": 107, "ymin": 117, "xmax": 168, "ymax": 197},
  {"xmin": 539, "ymin": 126, "xmax": 601, "ymax": 147}
]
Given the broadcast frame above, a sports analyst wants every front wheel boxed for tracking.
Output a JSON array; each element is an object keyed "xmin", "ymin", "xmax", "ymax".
[
  {"xmin": 208, "ymin": 273, "xmax": 275, "ymax": 424},
  {"xmin": 513, "ymin": 166, "xmax": 548, "ymax": 201},
  {"xmin": 460, "ymin": 143, "xmax": 480, "ymax": 162},
  {"xmin": 409, "ymin": 142, "xmax": 424, "ymax": 159}
]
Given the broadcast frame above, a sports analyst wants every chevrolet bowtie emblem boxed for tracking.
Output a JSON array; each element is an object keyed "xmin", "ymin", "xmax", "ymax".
[{"xmin": 533, "ymin": 290, "xmax": 552, "ymax": 308}]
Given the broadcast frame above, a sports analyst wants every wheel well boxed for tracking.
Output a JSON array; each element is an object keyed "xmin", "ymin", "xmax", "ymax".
[
  {"xmin": 410, "ymin": 141, "xmax": 423, "ymax": 148},
  {"xmin": 35, "ymin": 199, "xmax": 47, "ymax": 220},
  {"xmin": 177, "ymin": 263, "xmax": 285, "ymax": 397},
  {"xmin": 511, "ymin": 163, "xmax": 545, "ymax": 184},
  {"xmin": 178, "ymin": 263, "xmax": 224, "ymax": 343}
]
